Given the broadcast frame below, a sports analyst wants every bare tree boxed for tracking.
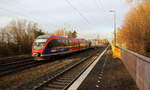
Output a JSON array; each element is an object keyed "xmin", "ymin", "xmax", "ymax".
[
  {"xmin": 0, "ymin": 19, "xmax": 44, "ymax": 56},
  {"xmin": 8, "ymin": 19, "xmax": 39, "ymax": 53}
]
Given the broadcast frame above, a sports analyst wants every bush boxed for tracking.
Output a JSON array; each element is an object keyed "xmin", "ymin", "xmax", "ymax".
[{"xmin": 117, "ymin": 2, "xmax": 150, "ymax": 57}]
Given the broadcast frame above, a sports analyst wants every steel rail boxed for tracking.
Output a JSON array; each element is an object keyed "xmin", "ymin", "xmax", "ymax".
[
  {"xmin": 0, "ymin": 59, "xmax": 44, "ymax": 77},
  {"xmin": 35, "ymin": 49, "xmax": 103, "ymax": 90},
  {"xmin": 13, "ymin": 47, "xmax": 106, "ymax": 90}
]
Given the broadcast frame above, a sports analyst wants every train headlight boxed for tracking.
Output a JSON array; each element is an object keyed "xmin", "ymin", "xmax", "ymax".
[{"xmin": 32, "ymin": 53, "xmax": 40, "ymax": 57}]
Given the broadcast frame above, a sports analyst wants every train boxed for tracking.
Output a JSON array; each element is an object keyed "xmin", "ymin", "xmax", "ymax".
[{"xmin": 32, "ymin": 35, "xmax": 91, "ymax": 60}]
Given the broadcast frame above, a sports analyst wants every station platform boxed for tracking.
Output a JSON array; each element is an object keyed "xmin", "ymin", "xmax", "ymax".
[{"xmin": 68, "ymin": 49, "xmax": 138, "ymax": 90}]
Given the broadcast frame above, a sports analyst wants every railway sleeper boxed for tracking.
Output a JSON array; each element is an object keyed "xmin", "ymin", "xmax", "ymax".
[
  {"xmin": 58, "ymin": 78, "xmax": 72, "ymax": 81},
  {"xmin": 51, "ymin": 81, "xmax": 69, "ymax": 85},
  {"xmin": 55, "ymin": 79, "xmax": 71, "ymax": 83},
  {"xmin": 59, "ymin": 76, "xmax": 73, "ymax": 79},
  {"xmin": 47, "ymin": 84, "xmax": 65, "ymax": 89},
  {"xmin": 60, "ymin": 76, "xmax": 74, "ymax": 79},
  {"xmin": 43, "ymin": 87, "xmax": 62, "ymax": 90}
]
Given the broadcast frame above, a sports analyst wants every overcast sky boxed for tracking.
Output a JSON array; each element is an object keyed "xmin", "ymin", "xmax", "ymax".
[{"xmin": 0, "ymin": 0, "xmax": 133, "ymax": 39}]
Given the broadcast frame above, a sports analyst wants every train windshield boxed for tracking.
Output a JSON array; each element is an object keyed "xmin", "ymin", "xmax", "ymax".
[{"xmin": 33, "ymin": 39, "xmax": 47, "ymax": 50}]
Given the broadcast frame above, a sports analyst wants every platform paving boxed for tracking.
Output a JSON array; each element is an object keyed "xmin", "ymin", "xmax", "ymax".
[{"xmin": 77, "ymin": 51, "xmax": 139, "ymax": 90}]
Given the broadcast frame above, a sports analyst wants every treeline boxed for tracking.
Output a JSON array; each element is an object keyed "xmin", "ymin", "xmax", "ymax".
[
  {"xmin": 117, "ymin": 1, "xmax": 150, "ymax": 57},
  {"xmin": 50, "ymin": 29, "xmax": 77, "ymax": 38},
  {"xmin": 0, "ymin": 19, "xmax": 78, "ymax": 57},
  {"xmin": 0, "ymin": 19, "xmax": 44, "ymax": 57}
]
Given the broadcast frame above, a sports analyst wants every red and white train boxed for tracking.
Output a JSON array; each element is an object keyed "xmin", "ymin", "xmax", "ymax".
[{"xmin": 32, "ymin": 35, "xmax": 91, "ymax": 60}]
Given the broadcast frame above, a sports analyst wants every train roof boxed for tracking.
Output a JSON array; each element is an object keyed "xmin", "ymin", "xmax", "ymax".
[
  {"xmin": 37, "ymin": 35, "xmax": 52, "ymax": 39},
  {"xmin": 37, "ymin": 35, "xmax": 88, "ymax": 41},
  {"xmin": 37, "ymin": 35, "xmax": 67, "ymax": 39}
]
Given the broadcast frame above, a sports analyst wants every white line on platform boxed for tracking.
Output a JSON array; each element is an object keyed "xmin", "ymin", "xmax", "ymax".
[{"xmin": 67, "ymin": 46, "xmax": 108, "ymax": 90}]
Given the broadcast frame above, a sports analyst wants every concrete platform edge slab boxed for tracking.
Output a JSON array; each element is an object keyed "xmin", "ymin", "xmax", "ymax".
[{"xmin": 68, "ymin": 46, "xmax": 108, "ymax": 90}]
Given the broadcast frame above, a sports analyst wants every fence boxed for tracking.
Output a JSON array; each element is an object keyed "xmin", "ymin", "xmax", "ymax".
[{"xmin": 112, "ymin": 45, "xmax": 150, "ymax": 90}]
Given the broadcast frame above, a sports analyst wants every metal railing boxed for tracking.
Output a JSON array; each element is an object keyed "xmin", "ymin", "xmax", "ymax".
[{"xmin": 112, "ymin": 45, "xmax": 150, "ymax": 90}]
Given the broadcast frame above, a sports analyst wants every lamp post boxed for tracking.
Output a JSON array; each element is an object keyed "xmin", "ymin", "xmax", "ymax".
[{"xmin": 110, "ymin": 10, "xmax": 116, "ymax": 46}]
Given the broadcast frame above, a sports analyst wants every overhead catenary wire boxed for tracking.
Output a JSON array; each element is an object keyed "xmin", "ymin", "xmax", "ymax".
[
  {"xmin": 95, "ymin": 0, "xmax": 106, "ymax": 12},
  {"xmin": 97, "ymin": 0, "xmax": 104, "ymax": 8},
  {"xmin": 65, "ymin": 0, "xmax": 92, "ymax": 25},
  {"xmin": 95, "ymin": 0, "xmax": 102, "ymax": 10},
  {"xmin": 0, "ymin": 0, "xmax": 96, "ymax": 31}
]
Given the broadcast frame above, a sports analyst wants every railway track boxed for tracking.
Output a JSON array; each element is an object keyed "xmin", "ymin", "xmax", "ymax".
[
  {"xmin": 0, "ymin": 58, "xmax": 44, "ymax": 77},
  {"xmin": 0, "ymin": 48, "xmax": 90, "ymax": 77},
  {"xmin": 0, "ymin": 49, "xmax": 88, "ymax": 77},
  {"xmin": 38, "ymin": 55, "xmax": 98, "ymax": 90},
  {"xmin": 0, "ymin": 49, "xmax": 90, "ymax": 77},
  {"xmin": 0, "ymin": 55, "xmax": 32, "ymax": 65},
  {"xmin": 14, "ymin": 47, "xmax": 107, "ymax": 90}
]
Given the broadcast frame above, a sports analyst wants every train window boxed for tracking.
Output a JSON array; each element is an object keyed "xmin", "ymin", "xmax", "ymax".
[
  {"xmin": 67, "ymin": 40, "xmax": 70, "ymax": 46},
  {"xmin": 51, "ymin": 39, "xmax": 64, "ymax": 47},
  {"xmin": 64, "ymin": 40, "xmax": 66, "ymax": 46},
  {"xmin": 50, "ymin": 39, "xmax": 58, "ymax": 47},
  {"xmin": 63, "ymin": 40, "xmax": 66, "ymax": 46},
  {"xmin": 60, "ymin": 40, "xmax": 64, "ymax": 46},
  {"xmin": 33, "ymin": 39, "xmax": 47, "ymax": 50},
  {"xmin": 62, "ymin": 40, "xmax": 65, "ymax": 46},
  {"xmin": 58, "ymin": 39, "xmax": 61, "ymax": 43},
  {"xmin": 69, "ymin": 40, "xmax": 72, "ymax": 45},
  {"xmin": 46, "ymin": 42, "xmax": 52, "ymax": 49},
  {"xmin": 61, "ymin": 40, "xmax": 63, "ymax": 44},
  {"xmin": 65, "ymin": 40, "xmax": 68, "ymax": 46}
]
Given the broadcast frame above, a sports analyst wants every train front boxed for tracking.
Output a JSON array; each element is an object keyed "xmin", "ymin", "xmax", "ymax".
[{"xmin": 32, "ymin": 36, "xmax": 48, "ymax": 60}]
